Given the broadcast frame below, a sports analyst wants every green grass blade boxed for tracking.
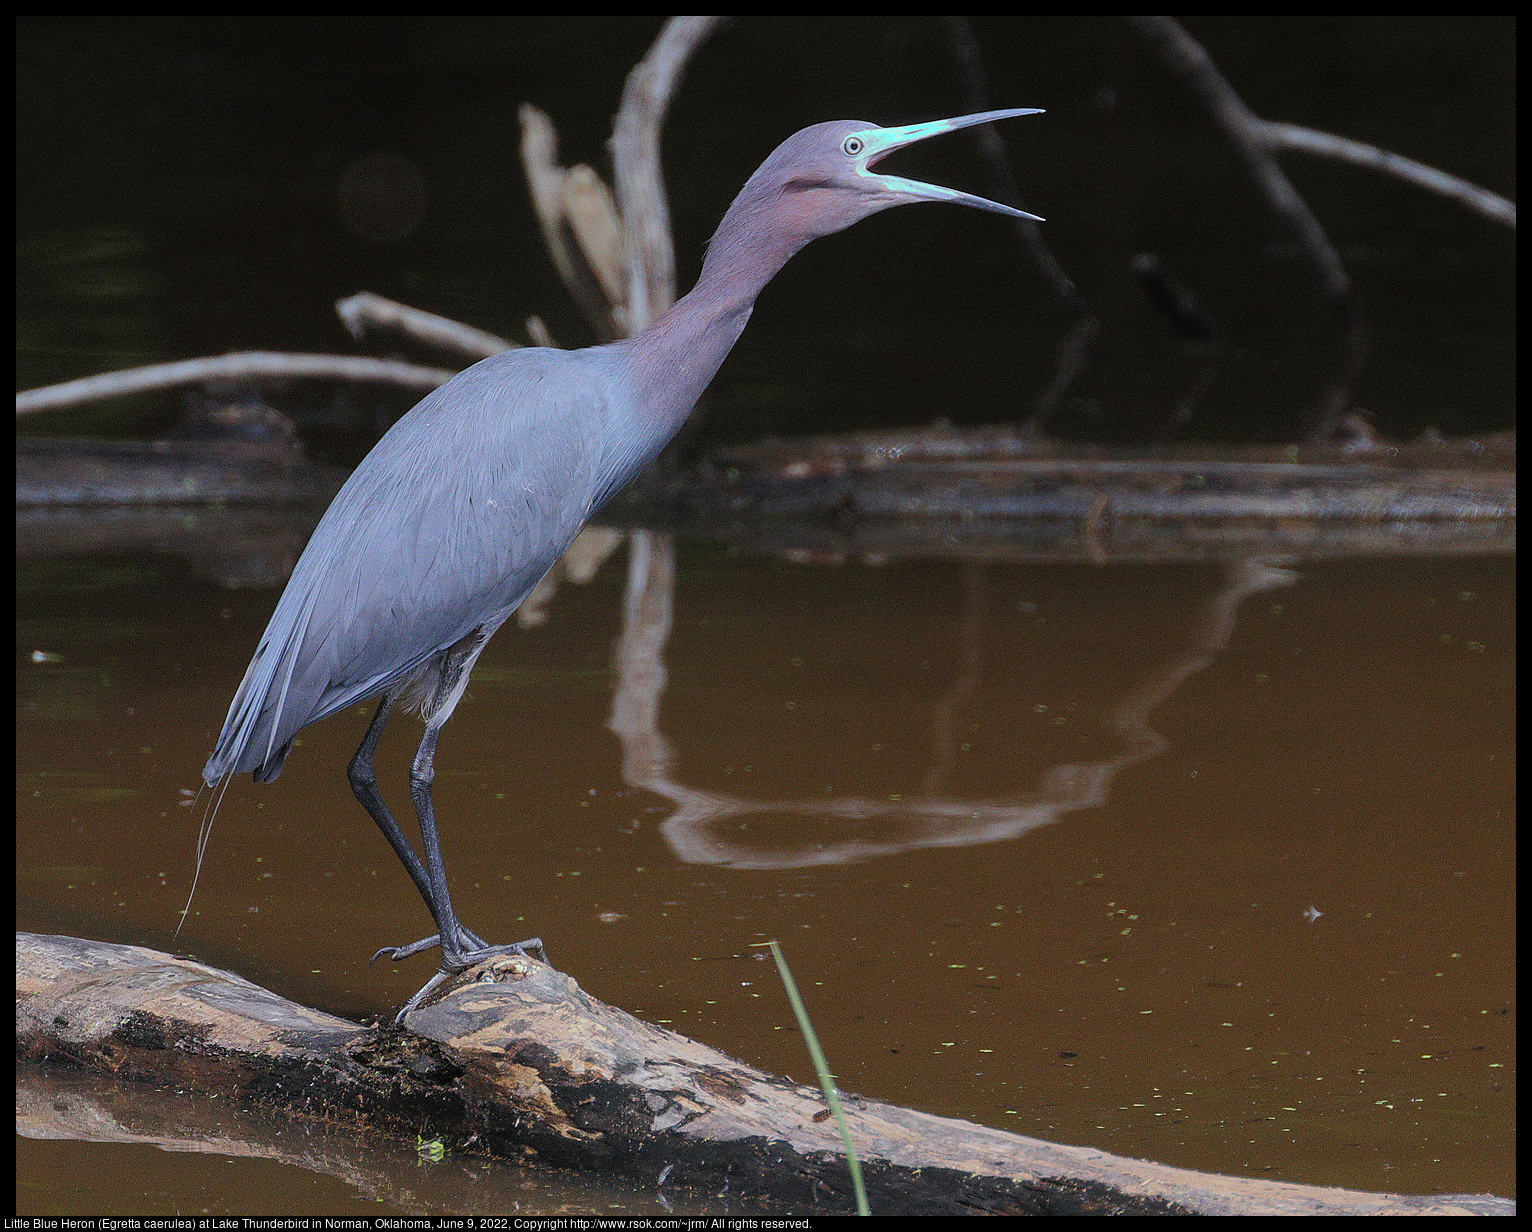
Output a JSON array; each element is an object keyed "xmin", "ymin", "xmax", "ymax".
[{"xmin": 762, "ymin": 939, "xmax": 870, "ymax": 1215}]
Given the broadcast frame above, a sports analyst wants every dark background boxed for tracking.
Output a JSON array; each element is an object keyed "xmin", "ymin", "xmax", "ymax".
[{"xmin": 17, "ymin": 16, "xmax": 1516, "ymax": 451}]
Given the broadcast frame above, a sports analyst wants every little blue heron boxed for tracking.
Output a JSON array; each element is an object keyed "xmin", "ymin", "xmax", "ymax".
[{"xmin": 203, "ymin": 108, "xmax": 1043, "ymax": 1020}]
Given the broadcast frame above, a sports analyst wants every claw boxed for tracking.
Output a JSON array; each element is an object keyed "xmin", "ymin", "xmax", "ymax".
[
  {"xmin": 390, "ymin": 936, "xmax": 550, "ymax": 1024},
  {"xmin": 369, "ymin": 922, "xmax": 496, "ymax": 965},
  {"xmin": 372, "ymin": 935, "xmax": 439, "ymax": 964}
]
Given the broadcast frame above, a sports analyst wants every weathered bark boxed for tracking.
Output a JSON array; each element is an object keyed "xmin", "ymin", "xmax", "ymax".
[
  {"xmin": 16, "ymin": 436, "xmax": 348, "ymax": 507},
  {"xmin": 603, "ymin": 424, "xmax": 1515, "ymax": 563},
  {"xmin": 16, "ymin": 933, "xmax": 1513, "ymax": 1217},
  {"xmin": 651, "ymin": 424, "xmax": 1517, "ymax": 522}
]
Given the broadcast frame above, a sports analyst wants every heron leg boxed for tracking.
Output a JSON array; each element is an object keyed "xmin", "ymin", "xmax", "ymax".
[
  {"xmin": 387, "ymin": 716, "xmax": 545, "ymax": 1022},
  {"xmin": 407, "ymin": 720, "xmax": 459, "ymax": 951},
  {"xmin": 354, "ymin": 629, "xmax": 547, "ymax": 1022},
  {"xmin": 348, "ymin": 695, "xmax": 486, "ymax": 958}
]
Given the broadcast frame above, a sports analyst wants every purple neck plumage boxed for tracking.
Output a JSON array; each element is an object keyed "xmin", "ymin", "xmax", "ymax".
[{"xmin": 619, "ymin": 167, "xmax": 821, "ymax": 434}]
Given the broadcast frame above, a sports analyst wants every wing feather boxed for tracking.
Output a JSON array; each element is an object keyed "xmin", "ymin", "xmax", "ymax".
[{"xmin": 204, "ymin": 346, "xmax": 634, "ymax": 783}]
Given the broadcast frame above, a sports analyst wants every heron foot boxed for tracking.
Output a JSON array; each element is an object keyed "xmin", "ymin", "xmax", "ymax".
[
  {"xmin": 370, "ymin": 921, "xmax": 492, "ymax": 964},
  {"xmin": 391, "ymin": 936, "xmax": 549, "ymax": 1024}
]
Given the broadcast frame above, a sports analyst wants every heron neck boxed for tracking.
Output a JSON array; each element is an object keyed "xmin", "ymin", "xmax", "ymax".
[{"xmin": 623, "ymin": 193, "xmax": 805, "ymax": 431}]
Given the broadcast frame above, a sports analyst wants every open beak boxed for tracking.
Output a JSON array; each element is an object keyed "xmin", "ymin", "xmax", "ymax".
[{"xmin": 853, "ymin": 108, "xmax": 1045, "ymax": 221}]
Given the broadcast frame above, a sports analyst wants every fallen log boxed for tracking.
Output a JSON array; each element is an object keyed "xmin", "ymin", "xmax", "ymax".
[
  {"xmin": 16, "ymin": 933, "xmax": 1514, "ymax": 1217},
  {"xmin": 15, "ymin": 435, "xmax": 348, "ymax": 508},
  {"xmin": 606, "ymin": 423, "xmax": 1516, "ymax": 564}
]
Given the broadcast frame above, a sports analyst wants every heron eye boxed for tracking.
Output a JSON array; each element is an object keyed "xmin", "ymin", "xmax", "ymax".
[{"xmin": 842, "ymin": 135, "xmax": 863, "ymax": 157}]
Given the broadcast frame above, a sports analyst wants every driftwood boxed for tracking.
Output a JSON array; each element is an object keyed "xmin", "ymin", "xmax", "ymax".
[
  {"xmin": 15, "ymin": 435, "xmax": 348, "ymax": 508},
  {"xmin": 334, "ymin": 291, "xmax": 518, "ymax": 360},
  {"xmin": 16, "ymin": 933, "xmax": 1512, "ymax": 1217},
  {"xmin": 15, "ymin": 352, "xmax": 458, "ymax": 417},
  {"xmin": 597, "ymin": 423, "xmax": 1515, "ymax": 563},
  {"xmin": 16, "ymin": 428, "xmax": 1513, "ymax": 574},
  {"xmin": 683, "ymin": 424, "xmax": 1517, "ymax": 514}
]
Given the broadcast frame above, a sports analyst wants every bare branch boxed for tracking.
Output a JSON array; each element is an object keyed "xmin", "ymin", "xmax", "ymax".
[
  {"xmin": 1128, "ymin": 16, "xmax": 1351, "ymax": 307},
  {"xmin": 563, "ymin": 164, "xmax": 629, "ymax": 313},
  {"xmin": 519, "ymin": 103, "xmax": 630, "ymax": 340},
  {"xmin": 525, "ymin": 315, "xmax": 557, "ymax": 348},
  {"xmin": 17, "ymin": 352, "xmax": 457, "ymax": 417},
  {"xmin": 611, "ymin": 16, "xmax": 725, "ymax": 332},
  {"xmin": 1263, "ymin": 122, "xmax": 1516, "ymax": 229},
  {"xmin": 335, "ymin": 291, "xmax": 517, "ymax": 359},
  {"xmin": 941, "ymin": 17, "xmax": 1091, "ymax": 321}
]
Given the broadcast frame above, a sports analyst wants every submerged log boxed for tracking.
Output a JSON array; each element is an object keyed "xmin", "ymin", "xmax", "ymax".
[
  {"xmin": 16, "ymin": 933, "xmax": 1513, "ymax": 1217},
  {"xmin": 607, "ymin": 424, "xmax": 1516, "ymax": 562},
  {"xmin": 15, "ymin": 435, "xmax": 348, "ymax": 507}
]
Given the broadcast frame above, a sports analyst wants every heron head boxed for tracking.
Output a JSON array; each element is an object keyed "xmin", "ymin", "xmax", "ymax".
[{"xmin": 747, "ymin": 108, "xmax": 1045, "ymax": 244}]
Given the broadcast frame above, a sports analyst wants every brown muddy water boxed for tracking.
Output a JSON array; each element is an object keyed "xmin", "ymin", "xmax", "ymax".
[{"xmin": 17, "ymin": 534, "xmax": 1513, "ymax": 1213}]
